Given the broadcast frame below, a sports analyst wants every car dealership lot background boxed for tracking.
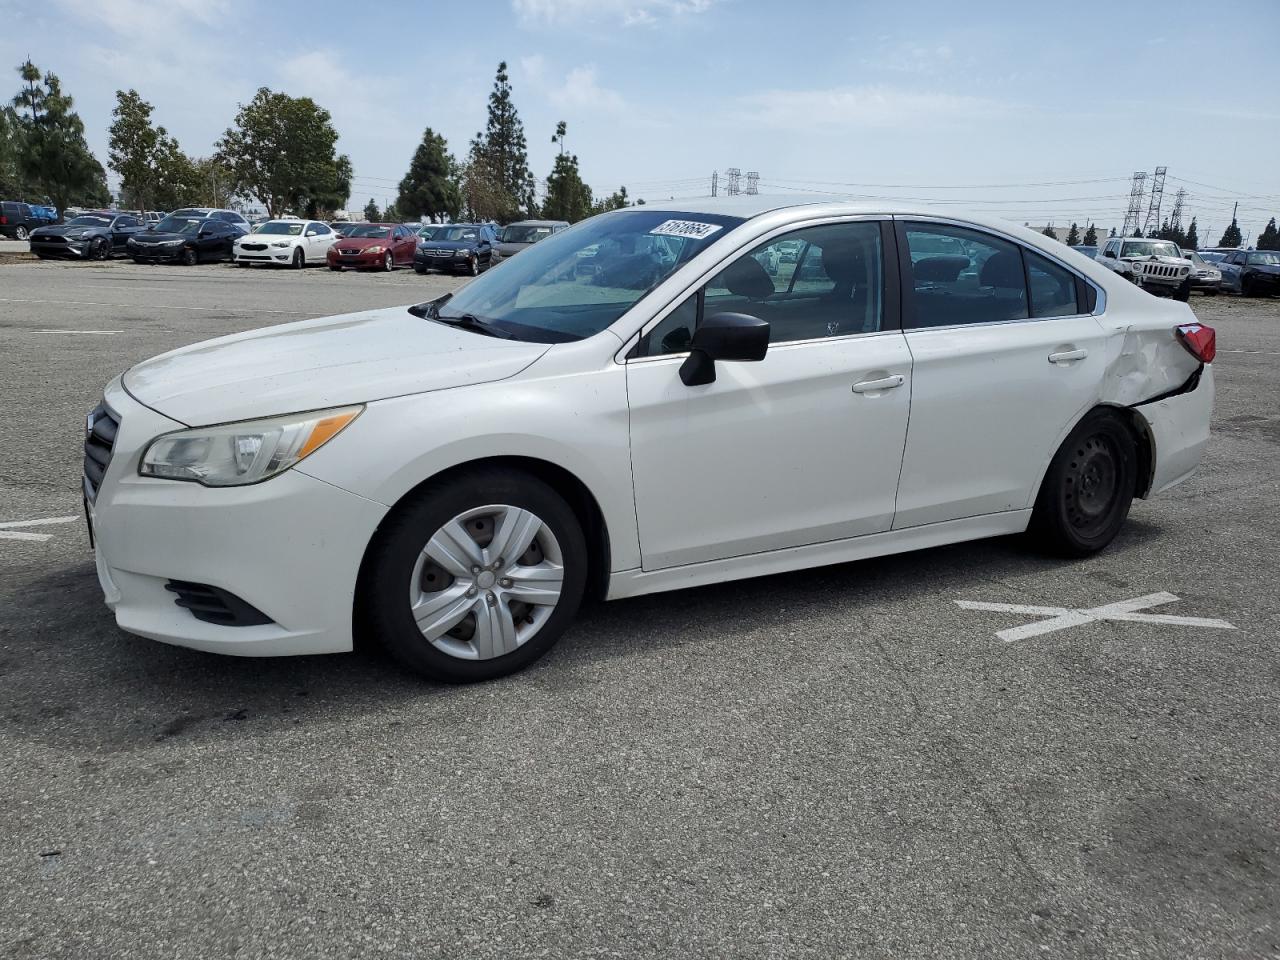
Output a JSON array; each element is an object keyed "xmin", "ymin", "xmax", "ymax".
[{"xmin": 0, "ymin": 259, "xmax": 1277, "ymax": 959}]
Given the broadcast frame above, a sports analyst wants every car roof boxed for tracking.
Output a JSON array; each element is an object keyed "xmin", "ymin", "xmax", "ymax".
[{"xmin": 505, "ymin": 219, "xmax": 567, "ymax": 227}]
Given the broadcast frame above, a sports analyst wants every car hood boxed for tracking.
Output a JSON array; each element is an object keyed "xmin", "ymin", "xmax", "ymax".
[
  {"xmin": 333, "ymin": 237, "xmax": 391, "ymax": 250},
  {"xmin": 1122, "ymin": 254, "xmax": 1189, "ymax": 265},
  {"xmin": 123, "ymin": 305, "xmax": 551, "ymax": 426},
  {"xmin": 132, "ymin": 231, "xmax": 192, "ymax": 244}
]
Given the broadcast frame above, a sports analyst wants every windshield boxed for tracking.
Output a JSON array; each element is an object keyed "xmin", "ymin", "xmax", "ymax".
[
  {"xmin": 1248, "ymin": 252, "xmax": 1280, "ymax": 265},
  {"xmin": 422, "ymin": 209, "xmax": 744, "ymax": 343},
  {"xmin": 1121, "ymin": 241, "xmax": 1181, "ymax": 259},
  {"xmin": 438, "ymin": 226, "xmax": 480, "ymax": 242},
  {"xmin": 416, "ymin": 225, "xmax": 440, "ymax": 239},
  {"xmin": 346, "ymin": 225, "xmax": 390, "ymax": 239},
  {"xmin": 156, "ymin": 216, "xmax": 203, "ymax": 234},
  {"xmin": 1187, "ymin": 253, "xmax": 1206, "ymax": 266},
  {"xmin": 256, "ymin": 221, "xmax": 305, "ymax": 236},
  {"xmin": 501, "ymin": 225, "xmax": 553, "ymax": 243},
  {"xmin": 68, "ymin": 216, "xmax": 111, "ymax": 227}
]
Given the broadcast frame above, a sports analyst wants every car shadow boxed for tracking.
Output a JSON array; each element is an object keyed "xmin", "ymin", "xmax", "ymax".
[{"xmin": 2, "ymin": 520, "xmax": 1166, "ymax": 754}]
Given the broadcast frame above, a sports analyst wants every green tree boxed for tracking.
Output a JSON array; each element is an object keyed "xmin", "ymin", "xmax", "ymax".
[
  {"xmin": 1108, "ymin": 227, "xmax": 1116, "ymax": 238},
  {"xmin": 396, "ymin": 127, "xmax": 461, "ymax": 222},
  {"xmin": 216, "ymin": 87, "xmax": 346, "ymax": 218},
  {"xmin": 542, "ymin": 152, "xmax": 593, "ymax": 223},
  {"xmin": 1218, "ymin": 219, "xmax": 1243, "ymax": 248},
  {"xmin": 0, "ymin": 104, "xmax": 26, "ymax": 197},
  {"xmin": 10, "ymin": 60, "xmax": 108, "ymax": 213},
  {"xmin": 552, "ymin": 120, "xmax": 567, "ymax": 155},
  {"xmin": 363, "ymin": 198, "xmax": 381, "ymax": 221},
  {"xmin": 1041, "ymin": 224, "xmax": 1058, "ymax": 239},
  {"xmin": 1082, "ymin": 223, "xmax": 1097, "ymax": 246},
  {"xmin": 1185, "ymin": 218, "xmax": 1199, "ymax": 250},
  {"xmin": 1256, "ymin": 217, "xmax": 1279, "ymax": 251},
  {"xmin": 1065, "ymin": 222, "xmax": 1080, "ymax": 245},
  {"xmin": 108, "ymin": 90, "xmax": 171, "ymax": 214},
  {"xmin": 459, "ymin": 136, "xmax": 512, "ymax": 222},
  {"xmin": 592, "ymin": 184, "xmax": 629, "ymax": 215},
  {"xmin": 476, "ymin": 62, "xmax": 535, "ymax": 217},
  {"xmin": 305, "ymin": 152, "xmax": 351, "ymax": 219},
  {"xmin": 1132, "ymin": 227, "xmax": 1143, "ymax": 238}
]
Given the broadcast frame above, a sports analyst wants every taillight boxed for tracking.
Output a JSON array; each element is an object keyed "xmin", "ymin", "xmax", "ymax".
[
  {"xmin": 0, "ymin": 214, "xmax": 7, "ymax": 225},
  {"xmin": 1176, "ymin": 322, "xmax": 1216, "ymax": 364}
]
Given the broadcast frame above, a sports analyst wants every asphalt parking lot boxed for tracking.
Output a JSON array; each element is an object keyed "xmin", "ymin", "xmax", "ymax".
[{"xmin": 1, "ymin": 256, "xmax": 1277, "ymax": 959}]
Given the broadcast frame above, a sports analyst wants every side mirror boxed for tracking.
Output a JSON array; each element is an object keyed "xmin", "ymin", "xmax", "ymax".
[
  {"xmin": 305, "ymin": 229, "xmax": 317, "ymax": 236},
  {"xmin": 1103, "ymin": 250, "xmax": 1116, "ymax": 259},
  {"xmin": 679, "ymin": 312, "xmax": 770, "ymax": 387}
]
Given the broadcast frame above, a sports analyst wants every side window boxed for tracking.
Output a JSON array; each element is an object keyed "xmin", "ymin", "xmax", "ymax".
[
  {"xmin": 312, "ymin": 222, "xmax": 331, "ymax": 235},
  {"xmin": 903, "ymin": 223, "xmax": 1028, "ymax": 328},
  {"xmin": 116, "ymin": 216, "xmax": 139, "ymax": 229},
  {"xmin": 636, "ymin": 221, "xmax": 884, "ymax": 356},
  {"xmin": 1025, "ymin": 249, "xmax": 1080, "ymax": 318}
]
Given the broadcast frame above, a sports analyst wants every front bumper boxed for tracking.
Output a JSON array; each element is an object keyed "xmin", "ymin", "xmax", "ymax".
[
  {"xmin": 87, "ymin": 379, "xmax": 387, "ymax": 656},
  {"xmin": 1135, "ymin": 364, "xmax": 1214, "ymax": 497},
  {"xmin": 236, "ymin": 246, "xmax": 294, "ymax": 264},
  {"xmin": 415, "ymin": 250, "xmax": 471, "ymax": 270},
  {"xmin": 128, "ymin": 244, "xmax": 184, "ymax": 261},
  {"xmin": 328, "ymin": 250, "xmax": 384, "ymax": 268},
  {"xmin": 1189, "ymin": 275, "xmax": 1221, "ymax": 290},
  {"xmin": 31, "ymin": 238, "xmax": 91, "ymax": 258}
]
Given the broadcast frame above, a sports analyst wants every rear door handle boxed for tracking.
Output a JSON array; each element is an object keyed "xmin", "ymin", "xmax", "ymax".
[
  {"xmin": 1048, "ymin": 348, "xmax": 1088, "ymax": 364},
  {"xmin": 851, "ymin": 374, "xmax": 905, "ymax": 394}
]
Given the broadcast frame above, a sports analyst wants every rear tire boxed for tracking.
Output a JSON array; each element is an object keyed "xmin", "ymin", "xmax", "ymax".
[
  {"xmin": 15, "ymin": 226, "xmax": 29, "ymax": 241},
  {"xmin": 1241, "ymin": 276, "xmax": 1255, "ymax": 298},
  {"xmin": 1029, "ymin": 410, "xmax": 1137, "ymax": 558},
  {"xmin": 359, "ymin": 469, "xmax": 588, "ymax": 682}
]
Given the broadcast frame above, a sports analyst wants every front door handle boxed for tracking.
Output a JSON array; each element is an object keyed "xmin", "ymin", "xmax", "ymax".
[
  {"xmin": 1048, "ymin": 348, "xmax": 1088, "ymax": 364},
  {"xmin": 851, "ymin": 374, "xmax": 905, "ymax": 394}
]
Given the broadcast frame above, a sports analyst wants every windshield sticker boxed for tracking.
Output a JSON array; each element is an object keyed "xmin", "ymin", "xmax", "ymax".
[{"xmin": 650, "ymin": 220, "xmax": 723, "ymax": 240}]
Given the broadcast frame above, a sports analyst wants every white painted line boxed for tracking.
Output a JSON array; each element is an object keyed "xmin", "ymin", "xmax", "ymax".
[
  {"xmin": 0, "ymin": 516, "xmax": 80, "ymax": 529},
  {"xmin": 0, "ymin": 297, "xmax": 304, "ymax": 316},
  {"xmin": 0, "ymin": 530, "xmax": 56, "ymax": 542},
  {"xmin": 957, "ymin": 591, "xmax": 1235, "ymax": 642},
  {"xmin": 41, "ymin": 329, "xmax": 123, "ymax": 335}
]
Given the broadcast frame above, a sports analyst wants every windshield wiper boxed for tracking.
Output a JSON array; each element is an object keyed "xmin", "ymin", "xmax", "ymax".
[{"xmin": 432, "ymin": 312, "xmax": 514, "ymax": 339}]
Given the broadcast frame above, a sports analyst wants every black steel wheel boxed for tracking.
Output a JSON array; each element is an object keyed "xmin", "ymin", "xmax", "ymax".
[
  {"xmin": 1029, "ymin": 410, "xmax": 1137, "ymax": 557},
  {"xmin": 180, "ymin": 246, "xmax": 197, "ymax": 266}
]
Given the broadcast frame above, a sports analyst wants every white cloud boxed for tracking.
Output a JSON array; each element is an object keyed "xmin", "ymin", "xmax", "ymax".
[
  {"xmin": 551, "ymin": 66, "xmax": 625, "ymax": 112},
  {"xmin": 512, "ymin": 0, "xmax": 715, "ymax": 28},
  {"xmin": 737, "ymin": 85, "xmax": 1009, "ymax": 131}
]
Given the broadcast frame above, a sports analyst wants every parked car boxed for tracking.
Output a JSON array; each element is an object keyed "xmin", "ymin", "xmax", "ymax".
[
  {"xmin": 1196, "ymin": 250, "xmax": 1227, "ymax": 265},
  {"xmin": 28, "ymin": 211, "xmax": 145, "ymax": 260},
  {"xmin": 414, "ymin": 223, "xmax": 498, "ymax": 275},
  {"xmin": 330, "ymin": 221, "xmax": 359, "ymax": 237},
  {"xmin": 326, "ymin": 223, "xmax": 418, "ymax": 272},
  {"xmin": 1096, "ymin": 237, "xmax": 1193, "ymax": 300},
  {"xmin": 1184, "ymin": 251, "xmax": 1222, "ymax": 295},
  {"xmin": 0, "ymin": 201, "xmax": 42, "ymax": 240},
  {"xmin": 494, "ymin": 220, "xmax": 569, "ymax": 261},
  {"xmin": 414, "ymin": 224, "xmax": 444, "ymax": 242},
  {"xmin": 83, "ymin": 200, "xmax": 1215, "ymax": 682},
  {"xmin": 126, "ymin": 213, "xmax": 239, "ymax": 264},
  {"xmin": 234, "ymin": 219, "xmax": 337, "ymax": 268},
  {"xmin": 1070, "ymin": 244, "xmax": 1097, "ymax": 260},
  {"xmin": 142, "ymin": 211, "xmax": 165, "ymax": 226},
  {"xmin": 1217, "ymin": 249, "xmax": 1280, "ymax": 297},
  {"xmin": 29, "ymin": 203, "xmax": 58, "ymax": 224},
  {"xmin": 165, "ymin": 207, "xmax": 251, "ymax": 236}
]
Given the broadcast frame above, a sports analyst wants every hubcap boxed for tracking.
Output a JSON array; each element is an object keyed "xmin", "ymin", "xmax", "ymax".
[
  {"xmin": 1063, "ymin": 435, "xmax": 1118, "ymax": 533},
  {"xmin": 408, "ymin": 504, "xmax": 564, "ymax": 661}
]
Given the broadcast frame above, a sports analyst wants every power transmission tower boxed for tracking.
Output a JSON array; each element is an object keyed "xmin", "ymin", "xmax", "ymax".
[
  {"xmin": 1169, "ymin": 187, "xmax": 1186, "ymax": 234},
  {"xmin": 1142, "ymin": 165, "xmax": 1168, "ymax": 236},
  {"xmin": 726, "ymin": 167, "xmax": 741, "ymax": 196},
  {"xmin": 710, "ymin": 171, "xmax": 718, "ymax": 197},
  {"xmin": 745, "ymin": 171, "xmax": 759, "ymax": 195},
  {"xmin": 1122, "ymin": 171, "xmax": 1148, "ymax": 237}
]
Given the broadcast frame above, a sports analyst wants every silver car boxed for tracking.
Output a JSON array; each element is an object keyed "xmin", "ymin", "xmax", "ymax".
[{"xmin": 495, "ymin": 219, "xmax": 569, "ymax": 261}]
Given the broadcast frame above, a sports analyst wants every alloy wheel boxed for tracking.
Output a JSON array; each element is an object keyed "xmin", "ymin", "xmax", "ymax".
[
  {"xmin": 16, "ymin": 226, "xmax": 28, "ymax": 240},
  {"xmin": 384, "ymin": 251, "xmax": 394, "ymax": 272},
  {"xmin": 408, "ymin": 504, "xmax": 564, "ymax": 661}
]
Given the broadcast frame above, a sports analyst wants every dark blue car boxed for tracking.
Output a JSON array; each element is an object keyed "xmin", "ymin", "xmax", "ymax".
[{"xmin": 414, "ymin": 223, "xmax": 497, "ymax": 276}]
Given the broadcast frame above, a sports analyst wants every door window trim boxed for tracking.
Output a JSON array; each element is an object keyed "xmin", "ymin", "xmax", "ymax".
[
  {"xmin": 894, "ymin": 216, "xmax": 1106, "ymax": 334},
  {"xmin": 619, "ymin": 215, "xmax": 900, "ymax": 363}
]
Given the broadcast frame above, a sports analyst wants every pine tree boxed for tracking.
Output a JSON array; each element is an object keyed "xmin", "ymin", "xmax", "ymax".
[
  {"xmin": 1219, "ymin": 219, "xmax": 1243, "ymax": 248},
  {"xmin": 396, "ymin": 127, "xmax": 461, "ymax": 222},
  {"xmin": 1066, "ymin": 222, "xmax": 1080, "ymax": 245},
  {"xmin": 1042, "ymin": 224, "xmax": 1058, "ymax": 239},
  {"xmin": 1132, "ymin": 227, "xmax": 1143, "ymax": 238},
  {"xmin": 1082, "ymin": 223, "xmax": 1097, "ymax": 246},
  {"xmin": 1109, "ymin": 227, "xmax": 1117, "ymax": 238},
  {"xmin": 1185, "ymin": 218, "xmax": 1199, "ymax": 251},
  {"xmin": 478, "ymin": 61, "xmax": 534, "ymax": 219},
  {"xmin": 363, "ymin": 198, "xmax": 380, "ymax": 221},
  {"xmin": 542, "ymin": 152, "xmax": 592, "ymax": 223},
  {"xmin": 1256, "ymin": 217, "xmax": 1279, "ymax": 251}
]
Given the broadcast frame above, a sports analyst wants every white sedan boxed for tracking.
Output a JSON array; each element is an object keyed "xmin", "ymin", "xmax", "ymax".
[
  {"xmin": 233, "ymin": 218, "xmax": 336, "ymax": 268},
  {"xmin": 84, "ymin": 198, "xmax": 1215, "ymax": 681}
]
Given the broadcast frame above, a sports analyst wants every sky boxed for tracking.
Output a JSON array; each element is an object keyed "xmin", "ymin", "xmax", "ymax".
[{"xmin": 2, "ymin": 0, "xmax": 1278, "ymax": 240}]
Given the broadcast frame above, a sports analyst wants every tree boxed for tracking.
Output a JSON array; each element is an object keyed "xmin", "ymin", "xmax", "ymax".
[
  {"xmin": 10, "ymin": 61, "xmax": 109, "ymax": 213},
  {"xmin": 1041, "ymin": 224, "xmax": 1058, "ymax": 239},
  {"xmin": 476, "ymin": 62, "xmax": 535, "ymax": 217},
  {"xmin": 396, "ymin": 127, "xmax": 461, "ymax": 222},
  {"xmin": 382, "ymin": 200, "xmax": 400, "ymax": 222},
  {"xmin": 1082, "ymin": 223, "xmax": 1097, "ymax": 246},
  {"xmin": 0, "ymin": 104, "xmax": 26, "ymax": 197},
  {"xmin": 108, "ymin": 90, "xmax": 167, "ymax": 214},
  {"xmin": 363, "ymin": 198, "xmax": 381, "ymax": 221},
  {"xmin": 1218, "ymin": 218, "xmax": 1243, "ymax": 248},
  {"xmin": 459, "ymin": 135, "xmax": 512, "ymax": 222},
  {"xmin": 1108, "ymin": 227, "xmax": 1116, "ymax": 238},
  {"xmin": 1065, "ymin": 222, "xmax": 1080, "ymax": 245},
  {"xmin": 1256, "ymin": 217, "xmax": 1279, "ymax": 251},
  {"xmin": 552, "ymin": 120, "xmax": 567, "ymax": 155},
  {"xmin": 1185, "ymin": 218, "xmax": 1199, "ymax": 250},
  {"xmin": 542, "ymin": 152, "xmax": 593, "ymax": 223},
  {"xmin": 1132, "ymin": 227, "xmax": 1143, "ymax": 238},
  {"xmin": 306, "ymin": 153, "xmax": 351, "ymax": 219},
  {"xmin": 216, "ymin": 87, "xmax": 346, "ymax": 218},
  {"xmin": 592, "ymin": 185, "xmax": 629, "ymax": 215}
]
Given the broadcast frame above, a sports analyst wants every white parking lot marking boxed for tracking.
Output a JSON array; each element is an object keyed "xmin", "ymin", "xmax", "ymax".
[
  {"xmin": 42, "ymin": 329, "xmax": 123, "ymax": 335},
  {"xmin": 956, "ymin": 591, "xmax": 1236, "ymax": 642},
  {"xmin": 0, "ymin": 516, "xmax": 80, "ymax": 542}
]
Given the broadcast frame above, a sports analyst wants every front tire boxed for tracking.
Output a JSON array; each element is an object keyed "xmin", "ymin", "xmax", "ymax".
[
  {"xmin": 359, "ymin": 469, "xmax": 588, "ymax": 682},
  {"xmin": 93, "ymin": 237, "xmax": 111, "ymax": 260},
  {"xmin": 329, "ymin": 264, "xmax": 342, "ymax": 272},
  {"xmin": 414, "ymin": 264, "xmax": 426, "ymax": 275},
  {"xmin": 1029, "ymin": 410, "xmax": 1137, "ymax": 558},
  {"xmin": 292, "ymin": 248, "xmax": 304, "ymax": 270},
  {"xmin": 467, "ymin": 255, "xmax": 479, "ymax": 277},
  {"xmin": 180, "ymin": 246, "xmax": 197, "ymax": 267}
]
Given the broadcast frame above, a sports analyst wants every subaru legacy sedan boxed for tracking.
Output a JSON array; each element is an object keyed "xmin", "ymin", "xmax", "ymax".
[{"xmin": 85, "ymin": 198, "xmax": 1214, "ymax": 682}]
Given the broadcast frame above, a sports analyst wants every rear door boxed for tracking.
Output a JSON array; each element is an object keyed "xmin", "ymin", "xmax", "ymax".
[
  {"xmin": 626, "ymin": 218, "xmax": 914, "ymax": 569},
  {"xmin": 892, "ymin": 220, "xmax": 1108, "ymax": 529}
]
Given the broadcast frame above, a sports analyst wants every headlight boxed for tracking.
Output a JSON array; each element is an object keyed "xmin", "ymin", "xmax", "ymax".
[
  {"xmin": 271, "ymin": 240, "xmax": 292, "ymax": 248},
  {"xmin": 165, "ymin": 239, "xmax": 184, "ymax": 246},
  {"xmin": 456, "ymin": 249, "xmax": 471, "ymax": 257},
  {"xmin": 365, "ymin": 246, "xmax": 384, "ymax": 255},
  {"xmin": 139, "ymin": 406, "xmax": 363, "ymax": 486},
  {"xmin": 1179, "ymin": 267, "xmax": 1189, "ymax": 277}
]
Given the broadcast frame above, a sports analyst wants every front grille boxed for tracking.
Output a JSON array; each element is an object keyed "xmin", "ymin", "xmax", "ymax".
[
  {"xmin": 240, "ymin": 242, "xmax": 267, "ymax": 251},
  {"xmin": 39, "ymin": 236, "xmax": 68, "ymax": 244},
  {"xmin": 339, "ymin": 248, "xmax": 361, "ymax": 256},
  {"xmin": 165, "ymin": 581, "xmax": 273, "ymax": 626},
  {"xmin": 83, "ymin": 402, "xmax": 119, "ymax": 502},
  {"xmin": 427, "ymin": 248, "xmax": 452, "ymax": 257}
]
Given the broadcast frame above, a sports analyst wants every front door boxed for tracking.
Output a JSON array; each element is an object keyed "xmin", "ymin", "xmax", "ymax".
[
  {"xmin": 626, "ymin": 219, "xmax": 913, "ymax": 570},
  {"xmin": 892, "ymin": 220, "xmax": 1109, "ymax": 528}
]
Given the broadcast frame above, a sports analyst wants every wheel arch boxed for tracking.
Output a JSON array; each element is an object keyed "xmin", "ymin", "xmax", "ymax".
[{"xmin": 1030, "ymin": 402, "xmax": 1156, "ymax": 509}]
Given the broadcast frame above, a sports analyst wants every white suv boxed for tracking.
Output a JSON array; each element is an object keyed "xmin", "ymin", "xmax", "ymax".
[{"xmin": 1097, "ymin": 237, "xmax": 1193, "ymax": 300}]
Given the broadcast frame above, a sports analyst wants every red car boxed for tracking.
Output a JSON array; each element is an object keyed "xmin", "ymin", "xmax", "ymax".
[{"xmin": 326, "ymin": 222, "xmax": 418, "ymax": 272}]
